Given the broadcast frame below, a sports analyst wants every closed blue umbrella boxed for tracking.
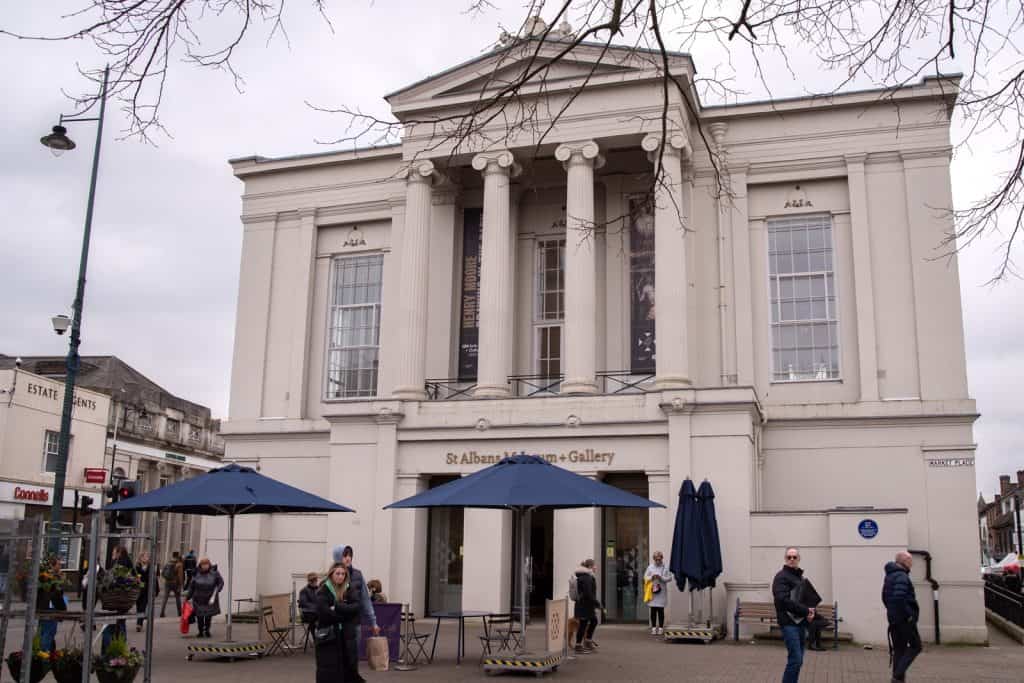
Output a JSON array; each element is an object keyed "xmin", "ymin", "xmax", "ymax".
[
  {"xmin": 669, "ymin": 478, "xmax": 702, "ymax": 592},
  {"xmin": 385, "ymin": 454, "xmax": 662, "ymax": 652},
  {"xmin": 697, "ymin": 480, "xmax": 723, "ymax": 589},
  {"xmin": 107, "ymin": 463, "xmax": 354, "ymax": 640}
]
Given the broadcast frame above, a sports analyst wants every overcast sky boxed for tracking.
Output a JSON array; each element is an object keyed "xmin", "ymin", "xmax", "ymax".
[{"xmin": 1, "ymin": 2, "xmax": 1020, "ymax": 498}]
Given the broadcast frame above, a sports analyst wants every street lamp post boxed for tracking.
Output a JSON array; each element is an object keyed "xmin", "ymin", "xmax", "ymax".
[{"xmin": 40, "ymin": 65, "xmax": 110, "ymax": 550}]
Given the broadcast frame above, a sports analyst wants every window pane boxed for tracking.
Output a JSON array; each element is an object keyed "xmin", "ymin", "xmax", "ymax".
[
  {"xmin": 767, "ymin": 215, "xmax": 838, "ymax": 382},
  {"xmin": 327, "ymin": 255, "xmax": 383, "ymax": 398}
]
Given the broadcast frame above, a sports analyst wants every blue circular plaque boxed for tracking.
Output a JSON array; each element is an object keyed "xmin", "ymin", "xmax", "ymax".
[{"xmin": 858, "ymin": 519, "xmax": 879, "ymax": 539}]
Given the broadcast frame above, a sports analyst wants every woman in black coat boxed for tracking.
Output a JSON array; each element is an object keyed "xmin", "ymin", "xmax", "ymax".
[{"xmin": 315, "ymin": 562, "xmax": 362, "ymax": 683}]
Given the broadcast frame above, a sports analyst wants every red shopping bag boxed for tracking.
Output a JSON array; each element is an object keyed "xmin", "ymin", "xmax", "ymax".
[{"xmin": 181, "ymin": 600, "xmax": 194, "ymax": 634}]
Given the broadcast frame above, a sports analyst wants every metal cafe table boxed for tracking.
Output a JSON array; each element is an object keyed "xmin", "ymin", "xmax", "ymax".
[{"xmin": 428, "ymin": 610, "xmax": 492, "ymax": 665}]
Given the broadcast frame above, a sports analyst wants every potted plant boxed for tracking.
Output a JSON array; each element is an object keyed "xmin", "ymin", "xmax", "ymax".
[
  {"xmin": 6, "ymin": 635, "xmax": 51, "ymax": 683},
  {"xmin": 12, "ymin": 554, "xmax": 65, "ymax": 602},
  {"xmin": 50, "ymin": 646, "xmax": 84, "ymax": 683},
  {"xmin": 92, "ymin": 634, "xmax": 144, "ymax": 683},
  {"xmin": 98, "ymin": 565, "xmax": 142, "ymax": 613}
]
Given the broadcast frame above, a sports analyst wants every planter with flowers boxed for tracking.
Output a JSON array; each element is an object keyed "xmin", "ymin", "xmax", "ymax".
[
  {"xmin": 98, "ymin": 565, "xmax": 142, "ymax": 613},
  {"xmin": 13, "ymin": 554, "xmax": 65, "ymax": 603},
  {"xmin": 51, "ymin": 646, "xmax": 84, "ymax": 683},
  {"xmin": 6, "ymin": 636, "xmax": 51, "ymax": 683},
  {"xmin": 93, "ymin": 634, "xmax": 144, "ymax": 683}
]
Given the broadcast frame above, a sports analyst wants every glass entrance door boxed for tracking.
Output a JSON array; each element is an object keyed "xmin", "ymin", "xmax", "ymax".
[
  {"xmin": 426, "ymin": 477, "xmax": 463, "ymax": 614},
  {"xmin": 600, "ymin": 474, "xmax": 650, "ymax": 623}
]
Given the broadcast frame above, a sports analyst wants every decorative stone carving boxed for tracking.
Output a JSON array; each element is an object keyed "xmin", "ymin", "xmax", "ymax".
[
  {"xmin": 342, "ymin": 225, "xmax": 366, "ymax": 247},
  {"xmin": 475, "ymin": 418, "xmax": 491, "ymax": 431},
  {"xmin": 641, "ymin": 132, "xmax": 692, "ymax": 163},
  {"xmin": 554, "ymin": 140, "xmax": 606, "ymax": 171},
  {"xmin": 783, "ymin": 184, "xmax": 813, "ymax": 208},
  {"xmin": 566, "ymin": 414, "xmax": 582, "ymax": 428}
]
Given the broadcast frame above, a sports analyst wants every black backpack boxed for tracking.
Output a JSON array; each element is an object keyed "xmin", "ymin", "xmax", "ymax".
[{"xmin": 161, "ymin": 562, "xmax": 178, "ymax": 582}]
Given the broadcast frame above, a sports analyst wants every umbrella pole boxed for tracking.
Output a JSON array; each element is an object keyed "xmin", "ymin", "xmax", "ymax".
[
  {"xmin": 519, "ymin": 507, "xmax": 528, "ymax": 654},
  {"xmin": 226, "ymin": 513, "xmax": 235, "ymax": 642}
]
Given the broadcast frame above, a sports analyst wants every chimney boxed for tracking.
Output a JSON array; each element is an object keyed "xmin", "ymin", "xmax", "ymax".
[
  {"xmin": 1001, "ymin": 475, "xmax": 1012, "ymax": 495},
  {"xmin": 996, "ymin": 493, "xmax": 1002, "ymax": 505},
  {"xmin": 1017, "ymin": 470, "xmax": 1024, "ymax": 487}
]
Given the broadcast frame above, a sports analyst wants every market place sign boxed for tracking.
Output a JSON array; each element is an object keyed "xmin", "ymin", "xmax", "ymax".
[{"xmin": 445, "ymin": 449, "xmax": 616, "ymax": 467}]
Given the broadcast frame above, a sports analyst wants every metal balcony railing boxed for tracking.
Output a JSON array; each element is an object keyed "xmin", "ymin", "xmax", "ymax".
[
  {"xmin": 423, "ymin": 371, "xmax": 657, "ymax": 400},
  {"xmin": 424, "ymin": 378, "xmax": 478, "ymax": 400}
]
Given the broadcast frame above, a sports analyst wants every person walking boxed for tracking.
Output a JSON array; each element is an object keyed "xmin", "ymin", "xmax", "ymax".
[
  {"xmin": 643, "ymin": 550, "xmax": 673, "ymax": 635},
  {"xmin": 882, "ymin": 551, "xmax": 922, "ymax": 682},
  {"xmin": 186, "ymin": 557, "xmax": 223, "ymax": 638},
  {"xmin": 572, "ymin": 558, "xmax": 601, "ymax": 654},
  {"xmin": 773, "ymin": 547, "xmax": 815, "ymax": 683},
  {"xmin": 314, "ymin": 562, "xmax": 361, "ymax": 683},
  {"xmin": 183, "ymin": 549, "xmax": 197, "ymax": 591},
  {"xmin": 37, "ymin": 555, "xmax": 67, "ymax": 652},
  {"xmin": 367, "ymin": 578, "xmax": 388, "ymax": 603},
  {"xmin": 134, "ymin": 551, "xmax": 159, "ymax": 632},
  {"xmin": 160, "ymin": 552, "xmax": 184, "ymax": 617},
  {"xmin": 332, "ymin": 545, "xmax": 379, "ymax": 631}
]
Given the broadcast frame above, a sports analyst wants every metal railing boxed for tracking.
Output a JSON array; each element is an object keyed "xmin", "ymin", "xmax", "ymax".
[
  {"xmin": 596, "ymin": 370, "xmax": 656, "ymax": 394},
  {"xmin": 424, "ymin": 378, "xmax": 477, "ymax": 400},
  {"xmin": 508, "ymin": 374, "xmax": 562, "ymax": 397},
  {"xmin": 423, "ymin": 371, "xmax": 658, "ymax": 400},
  {"xmin": 984, "ymin": 578, "xmax": 1024, "ymax": 628}
]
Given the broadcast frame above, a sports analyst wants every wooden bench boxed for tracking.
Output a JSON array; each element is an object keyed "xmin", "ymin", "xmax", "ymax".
[{"xmin": 734, "ymin": 599, "xmax": 843, "ymax": 650}]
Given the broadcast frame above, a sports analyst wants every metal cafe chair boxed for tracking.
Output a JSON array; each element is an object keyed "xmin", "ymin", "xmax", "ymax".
[
  {"xmin": 478, "ymin": 613, "xmax": 519, "ymax": 662},
  {"xmin": 398, "ymin": 610, "xmax": 431, "ymax": 665},
  {"xmin": 297, "ymin": 601, "xmax": 317, "ymax": 653},
  {"xmin": 261, "ymin": 605, "xmax": 293, "ymax": 657}
]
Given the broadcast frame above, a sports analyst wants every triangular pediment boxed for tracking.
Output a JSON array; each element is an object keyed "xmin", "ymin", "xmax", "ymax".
[{"xmin": 386, "ymin": 40, "xmax": 695, "ymax": 118}]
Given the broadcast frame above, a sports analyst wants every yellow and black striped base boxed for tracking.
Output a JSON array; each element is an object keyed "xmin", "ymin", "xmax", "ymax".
[
  {"xmin": 482, "ymin": 652, "xmax": 563, "ymax": 675},
  {"xmin": 663, "ymin": 626, "xmax": 722, "ymax": 643},
  {"xmin": 186, "ymin": 641, "xmax": 267, "ymax": 660}
]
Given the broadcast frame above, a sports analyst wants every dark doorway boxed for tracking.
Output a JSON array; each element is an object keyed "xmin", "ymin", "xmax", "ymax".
[
  {"xmin": 511, "ymin": 508, "xmax": 554, "ymax": 618},
  {"xmin": 425, "ymin": 476, "xmax": 463, "ymax": 615}
]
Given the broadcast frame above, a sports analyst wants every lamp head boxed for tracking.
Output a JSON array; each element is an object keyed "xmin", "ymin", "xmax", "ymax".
[
  {"xmin": 51, "ymin": 314, "xmax": 71, "ymax": 336},
  {"xmin": 40, "ymin": 125, "xmax": 76, "ymax": 157}
]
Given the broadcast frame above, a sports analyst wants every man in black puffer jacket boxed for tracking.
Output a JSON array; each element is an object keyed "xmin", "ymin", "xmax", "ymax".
[
  {"xmin": 772, "ymin": 547, "xmax": 815, "ymax": 683},
  {"xmin": 882, "ymin": 551, "xmax": 921, "ymax": 682}
]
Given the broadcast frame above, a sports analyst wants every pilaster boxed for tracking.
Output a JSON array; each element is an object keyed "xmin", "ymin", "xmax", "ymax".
[
  {"xmin": 287, "ymin": 207, "xmax": 318, "ymax": 418},
  {"xmin": 846, "ymin": 154, "xmax": 880, "ymax": 400},
  {"xmin": 391, "ymin": 473, "xmax": 429, "ymax": 616},
  {"xmin": 643, "ymin": 133, "xmax": 693, "ymax": 389}
]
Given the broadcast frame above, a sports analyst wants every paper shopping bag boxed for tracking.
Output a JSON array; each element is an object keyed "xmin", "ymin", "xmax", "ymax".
[{"xmin": 367, "ymin": 635, "xmax": 389, "ymax": 671}]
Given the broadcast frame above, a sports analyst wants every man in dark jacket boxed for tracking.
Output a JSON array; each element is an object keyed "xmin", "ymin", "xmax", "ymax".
[
  {"xmin": 299, "ymin": 571, "xmax": 320, "ymax": 625},
  {"xmin": 772, "ymin": 547, "xmax": 815, "ymax": 683},
  {"xmin": 882, "ymin": 551, "xmax": 921, "ymax": 682},
  {"xmin": 333, "ymin": 544, "xmax": 380, "ymax": 683}
]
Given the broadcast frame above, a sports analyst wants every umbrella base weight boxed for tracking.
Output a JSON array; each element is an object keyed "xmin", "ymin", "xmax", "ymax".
[
  {"xmin": 663, "ymin": 624, "xmax": 723, "ymax": 644},
  {"xmin": 482, "ymin": 652, "xmax": 564, "ymax": 676},
  {"xmin": 186, "ymin": 641, "xmax": 267, "ymax": 661}
]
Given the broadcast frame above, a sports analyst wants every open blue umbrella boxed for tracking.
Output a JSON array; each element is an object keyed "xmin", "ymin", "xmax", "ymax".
[
  {"xmin": 669, "ymin": 478, "xmax": 702, "ymax": 592},
  {"xmin": 385, "ymin": 454, "xmax": 663, "ymax": 652},
  {"xmin": 107, "ymin": 463, "xmax": 354, "ymax": 640},
  {"xmin": 697, "ymin": 480, "xmax": 723, "ymax": 589}
]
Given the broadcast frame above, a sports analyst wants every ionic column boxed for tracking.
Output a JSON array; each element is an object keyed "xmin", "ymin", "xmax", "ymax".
[
  {"xmin": 555, "ymin": 141, "xmax": 604, "ymax": 395},
  {"xmin": 642, "ymin": 133, "xmax": 693, "ymax": 389},
  {"xmin": 472, "ymin": 151, "xmax": 520, "ymax": 398},
  {"xmin": 392, "ymin": 160, "xmax": 436, "ymax": 400}
]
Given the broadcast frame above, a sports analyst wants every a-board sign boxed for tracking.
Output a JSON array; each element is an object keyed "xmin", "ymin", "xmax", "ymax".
[{"xmin": 546, "ymin": 597, "xmax": 568, "ymax": 654}]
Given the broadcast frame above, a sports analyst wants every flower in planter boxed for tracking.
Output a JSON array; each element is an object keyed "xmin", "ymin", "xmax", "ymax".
[
  {"xmin": 99, "ymin": 565, "xmax": 143, "ymax": 592},
  {"xmin": 92, "ymin": 634, "xmax": 144, "ymax": 673},
  {"xmin": 6, "ymin": 635, "xmax": 52, "ymax": 683},
  {"xmin": 50, "ymin": 646, "xmax": 84, "ymax": 683}
]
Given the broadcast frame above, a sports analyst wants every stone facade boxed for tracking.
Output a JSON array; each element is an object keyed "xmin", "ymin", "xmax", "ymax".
[{"xmin": 218, "ymin": 42, "xmax": 983, "ymax": 643}]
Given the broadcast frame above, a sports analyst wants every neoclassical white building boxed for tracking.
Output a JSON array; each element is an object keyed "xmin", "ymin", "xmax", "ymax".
[{"xmin": 216, "ymin": 41, "xmax": 983, "ymax": 644}]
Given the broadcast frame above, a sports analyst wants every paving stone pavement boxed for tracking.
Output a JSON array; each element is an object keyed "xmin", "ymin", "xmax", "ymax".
[{"xmin": 7, "ymin": 616, "xmax": 1023, "ymax": 682}]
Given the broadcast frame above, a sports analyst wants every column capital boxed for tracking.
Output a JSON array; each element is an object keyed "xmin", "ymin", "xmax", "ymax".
[
  {"xmin": 642, "ymin": 132, "xmax": 692, "ymax": 163},
  {"xmin": 403, "ymin": 159, "xmax": 437, "ymax": 185},
  {"xmin": 297, "ymin": 207, "xmax": 318, "ymax": 221},
  {"xmin": 844, "ymin": 153, "xmax": 868, "ymax": 168},
  {"xmin": 707, "ymin": 122, "xmax": 728, "ymax": 149},
  {"xmin": 554, "ymin": 140, "xmax": 606, "ymax": 170},
  {"xmin": 471, "ymin": 150, "xmax": 521, "ymax": 177}
]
